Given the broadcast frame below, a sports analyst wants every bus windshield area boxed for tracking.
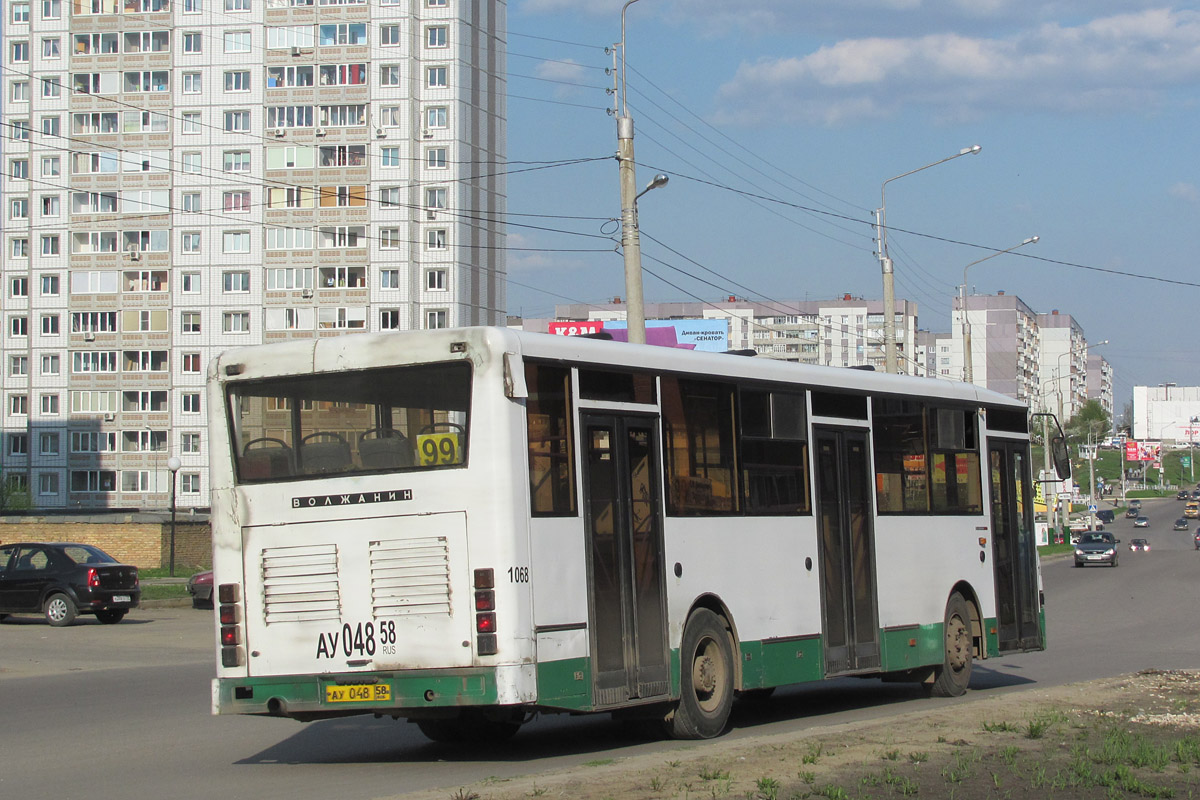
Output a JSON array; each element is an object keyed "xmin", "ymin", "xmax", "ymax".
[{"xmin": 227, "ymin": 362, "xmax": 471, "ymax": 483}]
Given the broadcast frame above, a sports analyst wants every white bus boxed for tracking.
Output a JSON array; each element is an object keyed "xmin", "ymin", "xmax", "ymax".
[{"xmin": 207, "ymin": 327, "xmax": 1060, "ymax": 741}]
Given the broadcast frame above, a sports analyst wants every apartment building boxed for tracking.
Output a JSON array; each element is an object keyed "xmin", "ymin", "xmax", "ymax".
[
  {"xmin": 1086, "ymin": 351, "xmax": 1113, "ymax": 419},
  {"xmin": 1, "ymin": 0, "xmax": 506, "ymax": 510},
  {"xmin": 949, "ymin": 291, "xmax": 1041, "ymax": 402},
  {"xmin": 549, "ymin": 295, "xmax": 923, "ymax": 373}
]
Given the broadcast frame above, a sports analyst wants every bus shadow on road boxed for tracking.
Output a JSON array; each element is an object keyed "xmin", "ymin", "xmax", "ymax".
[{"xmin": 234, "ymin": 667, "xmax": 1039, "ymax": 766}]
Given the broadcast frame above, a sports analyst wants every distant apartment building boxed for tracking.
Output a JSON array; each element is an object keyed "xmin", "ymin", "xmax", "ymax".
[
  {"xmin": 0, "ymin": 0, "xmax": 506, "ymax": 510},
  {"xmin": 549, "ymin": 295, "xmax": 923, "ymax": 373},
  {"xmin": 1086, "ymin": 352, "xmax": 1114, "ymax": 419},
  {"xmin": 1036, "ymin": 310, "xmax": 1088, "ymax": 420},
  {"xmin": 1132, "ymin": 385, "xmax": 1200, "ymax": 443},
  {"xmin": 950, "ymin": 291, "xmax": 1041, "ymax": 404}
]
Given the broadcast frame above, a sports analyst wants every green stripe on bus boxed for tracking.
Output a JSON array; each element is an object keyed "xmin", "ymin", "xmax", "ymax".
[
  {"xmin": 879, "ymin": 624, "xmax": 944, "ymax": 672},
  {"xmin": 740, "ymin": 637, "xmax": 824, "ymax": 689},
  {"xmin": 214, "ymin": 668, "xmax": 499, "ymax": 715},
  {"xmin": 535, "ymin": 658, "xmax": 592, "ymax": 711}
]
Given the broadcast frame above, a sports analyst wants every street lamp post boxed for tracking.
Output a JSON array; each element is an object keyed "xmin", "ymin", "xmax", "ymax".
[
  {"xmin": 961, "ymin": 235, "xmax": 1038, "ymax": 384},
  {"xmin": 876, "ymin": 145, "xmax": 981, "ymax": 374},
  {"xmin": 613, "ymin": 0, "xmax": 667, "ymax": 346},
  {"xmin": 167, "ymin": 456, "xmax": 181, "ymax": 577}
]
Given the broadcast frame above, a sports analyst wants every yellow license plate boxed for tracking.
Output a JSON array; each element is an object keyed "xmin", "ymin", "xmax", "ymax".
[{"xmin": 325, "ymin": 684, "xmax": 391, "ymax": 703}]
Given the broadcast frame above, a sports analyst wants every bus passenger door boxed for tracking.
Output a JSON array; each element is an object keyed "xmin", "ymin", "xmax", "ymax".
[
  {"xmin": 814, "ymin": 428, "xmax": 881, "ymax": 675},
  {"xmin": 582, "ymin": 414, "xmax": 670, "ymax": 707},
  {"xmin": 989, "ymin": 442, "xmax": 1043, "ymax": 651}
]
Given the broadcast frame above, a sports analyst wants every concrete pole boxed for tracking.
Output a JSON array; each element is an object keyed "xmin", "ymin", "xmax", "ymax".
[{"xmin": 617, "ymin": 116, "xmax": 645, "ymax": 345}]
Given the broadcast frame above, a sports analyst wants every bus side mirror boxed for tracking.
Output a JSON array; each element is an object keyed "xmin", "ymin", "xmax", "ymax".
[{"xmin": 1051, "ymin": 435, "xmax": 1071, "ymax": 480}]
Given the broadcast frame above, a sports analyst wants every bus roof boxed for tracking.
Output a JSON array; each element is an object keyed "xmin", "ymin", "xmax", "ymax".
[{"xmin": 211, "ymin": 326, "xmax": 1026, "ymax": 412}]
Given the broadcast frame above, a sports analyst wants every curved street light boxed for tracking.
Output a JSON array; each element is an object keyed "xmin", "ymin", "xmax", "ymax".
[
  {"xmin": 876, "ymin": 145, "xmax": 981, "ymax": 374},
  {"xmin": 961, "ymin": 235, "xmax": 1039, "ymax": 384}
]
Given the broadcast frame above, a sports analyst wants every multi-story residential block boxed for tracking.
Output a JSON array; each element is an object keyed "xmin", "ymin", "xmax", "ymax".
[
  {"xmin": 0, "ymin": 0, "xmax": 505, "ymax": 510},
  {"xmin": 1086, "ymin": 352, "xmax": 1113, "ymax": 419},
  {"xmin": 549, "ymin": 295, "xmax": 923, "ymax": 373},
  {"xmin": 950, "ymin": 291, "xmax": 1042, "ymax": 403},
  {"xmin": 1036, "ymin": 310, "xmax": 1087, "ymax": 421}
]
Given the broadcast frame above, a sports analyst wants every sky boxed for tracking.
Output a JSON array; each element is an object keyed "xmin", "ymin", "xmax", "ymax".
[{"xmin": 500, "ymin": 0, "xmax": 1200, "ymax": 414}]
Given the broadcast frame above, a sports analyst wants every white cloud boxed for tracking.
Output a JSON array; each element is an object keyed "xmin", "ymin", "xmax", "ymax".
[
  {"xmin": 1169, "ymin": 182, "xmax": 1200, "ymax": 204},
  {"xmin": 533, "ymin": 58, "xmax": 591, "ymax": 99},
  {"xmin": 712, "ymin": 8, "xmax": 1200, "ymax": 126}
]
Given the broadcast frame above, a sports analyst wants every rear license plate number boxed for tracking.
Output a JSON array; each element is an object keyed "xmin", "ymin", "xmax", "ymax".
[
  {"xmin": 325, "ymin": 684, "xmax": 391, "ymax": 703},
  {"xmin": 112, "ymin": 594, "xmax": 131, "ymax": 602}
]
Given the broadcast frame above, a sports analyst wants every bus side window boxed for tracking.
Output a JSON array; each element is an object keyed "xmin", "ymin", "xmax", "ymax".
[
  {"xmin": 525, "ymin": 362, "xmax": 576, "ymax": 516},
  {"xmin": 739, "ymin": 388, "xmax": 810, "ymax": 515}
]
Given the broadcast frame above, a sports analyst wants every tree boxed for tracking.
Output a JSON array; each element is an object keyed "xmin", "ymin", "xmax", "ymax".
[{"xmin": 1066, "ymin": 400, "xmax": 1111, "ymax": 447}]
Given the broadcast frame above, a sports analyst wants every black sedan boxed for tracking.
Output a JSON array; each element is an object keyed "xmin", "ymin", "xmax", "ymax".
[
  {"xmin": 1074, "ymin": 532, "xmax": 1120, "ymax": 568},
  {"xmin": 0, "ymin": 542, "xmax": 139, "ymax": 626},
  {"xmin": 1175, "ymin": 518, "xmax": 1190, "ymax": 531}
]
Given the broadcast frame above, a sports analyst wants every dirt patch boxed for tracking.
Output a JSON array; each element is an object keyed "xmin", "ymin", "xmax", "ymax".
[{"xmin": 408, "ymin": 670, "xmax": 1200, "ymax": 800}]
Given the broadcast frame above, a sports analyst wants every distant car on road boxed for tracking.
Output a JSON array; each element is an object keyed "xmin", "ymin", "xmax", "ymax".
[
  {"xmin": 1174, "ymin": 518, "xmax": 1190, "ymax": 531},
  {"xmin": 1126, "ymin": 508, "xmax": 1141, "ymax": 519},
  {"xmin": 1075, "ymin": 531, "xmax": 1120, "ymax": 568},
  {"xmin": 1178, "ymin": 491, "xmax": 1190, "ymax": 501},
  {"xmin": 1134, "ymin": 516, "xmax": 1150, "ymax": 528},
  {"xmin": 0, "ymin": 542, "xmax": 139, "ymax": 626},
  {"xmin": 1129, "ymin": 538, "xmax": 1150, "ymax": 551},
  {"xmin": 1128, "ymin": 499, "xmax": 1143, "ymax": 509},
  {"xmin": 1195, "ymin": 532, "xmax": 1200, "ymax": 550},
  {"xmin": 186, "ymin": 570, "xmax": 214, "ymax": 609},
  {"xmin": 1096, "ymin": 509, "xmax": 1116, "ymax": 524}
]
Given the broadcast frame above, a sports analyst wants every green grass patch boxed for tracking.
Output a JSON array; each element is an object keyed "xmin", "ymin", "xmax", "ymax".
[
  {"xmin": 139, "ymin": 584, "xmax": 192, "ymax": 601},
  {"xmin": 139, "ymin": 566, "xmax": 207, "ymax": 580}
]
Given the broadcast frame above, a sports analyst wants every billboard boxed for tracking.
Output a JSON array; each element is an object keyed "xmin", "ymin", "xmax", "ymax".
[
  {"xmin": 547, "ymin": 319, "xmax": 730, "ymax": 353},
  {"xmin": 1124, "ymin": 441, "xmax": 1159, "ymax": 462}
]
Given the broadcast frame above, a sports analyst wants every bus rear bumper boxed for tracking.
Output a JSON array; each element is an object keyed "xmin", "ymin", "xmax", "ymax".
[{"xmin": 212, "ymin": 666, "xmax": 506, "ymax": 719}]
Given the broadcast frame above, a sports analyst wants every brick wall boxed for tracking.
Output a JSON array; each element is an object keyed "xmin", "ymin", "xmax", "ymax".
[{"xmin": 0, "ymin": 515, "xmax": 213, "ymax": 570}]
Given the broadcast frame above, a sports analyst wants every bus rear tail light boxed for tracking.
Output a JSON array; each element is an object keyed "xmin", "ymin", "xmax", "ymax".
[
  {"xmin": 473, "ymin": 569, "xmax": 498, "ymax": 656},
  {"xmin": 218, "ymin": 583, "xmax": 244, "ymax": 668}
]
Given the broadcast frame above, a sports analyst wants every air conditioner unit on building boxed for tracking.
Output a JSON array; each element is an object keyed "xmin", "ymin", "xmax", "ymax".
[
  {"xmin": 426, "ymin": 210, "xmax": 437, "ymax": 220},
  {"xmin": 422, "ymin": 129, "xmax": 433, "ymax": 139},
  {"xmin": 291, "ymin": 46, "xmax": 302, "ymax": 57},
  {"xmin": 301, "ymin": 288, "xmax": 313, "ymax": 298},
  {"xmin": 127, "ymin": 251, "xmax": 140, "ymax": 261},
  {"xmin": 375, "ymin": 127, "xmax": 385, "ymax": 138},
  {"xmin": 103, "ymin": 413, "xmax": 115, "ymax": 422},
  {"xmin": 84, "ymin": 331, "xmax": 95, "ymax": 341},
  {"xmin": 315, "ymin": 127, "xmax": 327, "ymax": 136},
  {"xmin": 272, "ymin": 128, "xmax": 286, "ymax": 137}
]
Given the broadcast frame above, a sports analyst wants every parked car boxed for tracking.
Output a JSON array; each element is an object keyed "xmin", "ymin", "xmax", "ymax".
[
  {"xmin": 0, "ymin": 542, "xmax": 139, "ymax": 626},
  {"xmin": 1075, "ymin": 532, "xmax": 1121, "ymax": 568},
  {"xmin": 1134, "ymin": 516, "xmax": 1150, "ymax": 528},
  {"xmin": 1129, "ymin": 538, "xmax": 1150, "ymax": 551},
  {"xmin": 1174, "ymin": 518, "xmax": 1190, "ymax": 531},
  {"xmin": 186, "ymin": 570, "xmax": 214, "ymax": 609}
]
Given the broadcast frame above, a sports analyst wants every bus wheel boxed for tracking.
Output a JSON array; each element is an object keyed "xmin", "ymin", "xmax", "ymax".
[
  {"xmin": 669, "ymin": 609, "xmax": 735, "ymax": 739},
  {"xmin": 415, "ymin": 710, "xmax": 521, "ymax": 744},
  {"xmin": 929, "ymin": 592, "xmax": 973, "ymax": 698}
]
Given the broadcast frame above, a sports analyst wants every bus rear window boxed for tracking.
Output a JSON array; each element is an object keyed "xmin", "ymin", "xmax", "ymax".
[{"xmin": 227, "ymin": 362, "xmax": 471, "ymax": 483}]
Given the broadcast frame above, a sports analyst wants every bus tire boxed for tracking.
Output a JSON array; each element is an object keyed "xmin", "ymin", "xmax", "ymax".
[
  {"xmin": 929, "ymin": 592, "xmax": 972, "ymax": 698},
  {"xmin": 669, "ymin": 609, "xmax": 735, "ymax": 739}
]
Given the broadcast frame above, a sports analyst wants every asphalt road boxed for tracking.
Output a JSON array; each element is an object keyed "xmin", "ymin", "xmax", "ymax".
[{"xmin": 1, "ymin": 495, "xmax": 1196, "ymax": 800}]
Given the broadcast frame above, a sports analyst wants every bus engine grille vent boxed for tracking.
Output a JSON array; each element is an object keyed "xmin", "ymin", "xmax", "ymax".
[
  {"xmin": 260, "ymin": 543, "xmax": 341, "ymax": 624},
  {"xmin": 369, "ymin": 537, "xmax": 452, "ymax": 617}
]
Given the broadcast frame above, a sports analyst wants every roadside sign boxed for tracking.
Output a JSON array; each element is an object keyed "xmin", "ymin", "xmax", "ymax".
[{"xmin": 1088, "ymin": 504, "xmax": 1097, "ymax": 512}]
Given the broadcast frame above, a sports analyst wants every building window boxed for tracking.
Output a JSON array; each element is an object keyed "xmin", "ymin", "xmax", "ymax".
[
  {"xmin": 41, "ymin": 195, "xmax": 59, "ymax": 217},
  {"xmin": 182, "ymin": 72, "xmax": 202, "ymax": 94},
  {"xmin": 222, "ymin": 271, "xmax": 250, "ymax": 293},
  {"xmin": 380, "ymin": 268, "xmax": 400, "ymax": 288},
  {"xmin": 12, "ymin": 41, "xmax": 30, "ymax": 62},
  {"xmin": 380, "ymin": 187, "xmax": 401, "ymax": 207},
  {"xmin": 224, "ymin": 110, "xmax": 250, "ymax": 132},
  {"xmin": 41, "ymin": 156, "xmax": 59, "ymax": 177},
  {"xmin": 380, "ymin": 147, "xmax": 400, "ymax": 167},
  {"xmin": 183, "ymin": 32, "xmax": 201, "ymax": 52},
  {"xmin": 10, "ymin": 395, "xmax": 28, "ymax": 416},
  {"xmin": 38, "ymin": 473, "xmax": 59, "ymax": 496},
  {"xmin": 181, "ymin": 311, "xmax": 201, "ymax": 333},
  {"xmin": 380, "ymin": 309, "xmax": 399, "ymax": 330},
  {"xmin": 40, "ymin": 235, "xmax": 59, "ymax": 256},
  {"xmin": 425, "ymin": 310, "xmax": 447, "ymax": 329},
  {"xmin": 380, "ymin": 65, "xmax": 401, "ymax": 86},
  {"xmin": 182, "ymin": 353, "xmax": 202, "ymax": 373},
  {"xmin": 426, "ymin": 148, "xmax": 447, "ymax": 169},
  {"xmin": 426, "ymin": 26, "xmax": 447, "ymax": 48},
  {"xmin": 40, "ymin": 394, "xmax": 60, "ymax": 415},
  {"xmin": 181, "ymin": 273, "xmax": 200, "ymax": 294},
  {"xmin": 10, "ymin": 81, "xmax": 30, "ymax": 102},
  {"xmin": 41, "ymin": 77, "xmax": 62, "ymax": 98},
  {"xmin": 224, "ymin": 71, "xmax": 250, "ymax": 92},
  {"xmin": 42, "ymin": 37, "xmax": 60, "ymax": 58},
  {"xmin": 181, "ymin": 112, "xmax": 201, "ymax": 134},
  {"xmin": 11, "ymin": 316, "xmax": 28, "ymax": 337},
  {"xmin": 182, "ymin": 152, "xmax": 202, "ymax": 173},
  {"xmin": 40, "ymin": 354, "xmax": 59, "ymax": 375},
  {"xmin": 223, "ymin": 151, "xmax": 251, "ymax": 172},
  {"xmin": 39, "ymin": 432, "xmax": 59, "ymax": 456},
  {"xmin": 10, "ymin": 433, "xmax": 28, "ymax": 455},
  {"xmin": 223, "ymin": 191, "xmax": 251, "ymax": 212},
  {"xmin": 427, "ymin": 66, "xmax": 447, "ymax": 88},
  {"xmin": 381, "ymin": 25, "xmax": 400, "ymax": 46},
  {"xmin": 182, "ymin": 432, "xmax": 201, "ymax": 454},
  {"xmin": 12, "ymin": 2, "xmax": 30, "ymax": 21},
  {"xmin": 11, "ymin": 278, "xmax": 27, "ymax": 298},
  {"xmin": 10, "ymin": 356, "xmax": 28, "ymax": 376},
  {"xmin": 222, "ymin": 311, "xmax": 250, "ymax": 333},
  {"xmin": 426, "ymin": 106, "xmax": 448, "ymax": 129},
  {"xmin": 182, "ymin": 393, "xmax": 201, "ymax": 413},
  {"xmin": 222, "ymin": 232, "xmax": 251, "ymax": 253},
  {"xmin": 41, "ymin": 314, "xmax": 59, "ymax": 335},
  {"xmin": 426, "ymin": 269, "xmax": 446, "ymax": 290},
  {"xmin": 181, "ymin": 232, "xmax": 201, "ymax": 253},
  {"xmin": 224, "ymin": 31, "xmax": 252, "ymax": 53},
  {"xmin": 181, "ymin": 473, "xmax": 201, "ymax": 494},
  {"xmin": 425, "ymin": 187, "xmax": 447, "ymax": 210},
  {"xmin": 40, "ymin": 275, "xmax": 59, "ymax": 296},
  {"xmin": 11, "ymin": 239, "xmax": 29, "ymax": 258},
  {"xmin": 427, "ymin": 229, "xmax": 447, "ymax": 250},
  {"xmin": 380, "ymin": 229, "xmax": 400, "ymax": 250},
  {"xmin": 182, "ymin": 192, "xmax": 201, "ymax": 213}
]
